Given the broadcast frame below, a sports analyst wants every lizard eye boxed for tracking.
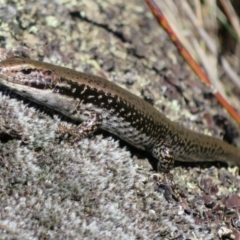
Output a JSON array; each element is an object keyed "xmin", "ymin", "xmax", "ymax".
[{"xmin": 21, "ymin": 69, "xmax": 32, "ymax": 75}]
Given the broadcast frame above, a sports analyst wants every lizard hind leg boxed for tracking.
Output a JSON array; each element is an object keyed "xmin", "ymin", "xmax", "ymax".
[
  {"xmin": 152, "ymin": 141, "xmax": 183, "ymax": 201},
  {"xmin": 152, "ymin": 140, "xmax": 175, "ymax": 173}
]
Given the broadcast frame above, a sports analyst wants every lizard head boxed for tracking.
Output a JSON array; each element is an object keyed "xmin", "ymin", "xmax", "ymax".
[{"xmin": 0, "ymin": 56, "xmax": 59, "ymax": 90}]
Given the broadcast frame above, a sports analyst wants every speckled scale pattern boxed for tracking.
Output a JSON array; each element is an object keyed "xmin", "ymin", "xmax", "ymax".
[
  {"xmin": 54, "ymin": 76, "xmax": 159, "ymax": 150},
  {"xmin": 1, "ymin": 57, "xmax": 240, "ymax": 173}
]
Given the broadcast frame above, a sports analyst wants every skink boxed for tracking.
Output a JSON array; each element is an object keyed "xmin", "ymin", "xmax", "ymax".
[{"xmin": 0, "ymin": 56, "xmax": 240, "ymax": 174}]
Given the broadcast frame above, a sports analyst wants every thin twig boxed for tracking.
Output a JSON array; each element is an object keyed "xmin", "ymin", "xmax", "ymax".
[{"xmin": 219, "ymin": 0, "xmax": 240, "ymax": 40}]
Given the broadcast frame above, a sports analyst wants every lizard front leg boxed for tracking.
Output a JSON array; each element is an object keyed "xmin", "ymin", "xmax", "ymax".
[{"xmin": 57, "ymin": 110, "xmax": 103, "ymax": 142}]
